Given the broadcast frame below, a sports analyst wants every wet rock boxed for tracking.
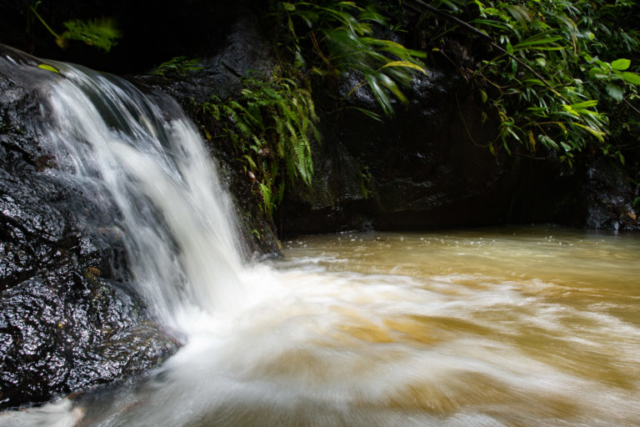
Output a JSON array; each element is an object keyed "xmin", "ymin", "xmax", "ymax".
[
  {"xmin": 279, "ymin": 57, "xmax": 637, "ymax": 235},
  {"xmin": 140, "ymin": 12, "xmax": 273, "ymax": 105},
  {"xmin": 0, "ymin": 45, "xmax": 178, "ymax": 410},
  {"xmin": 583, "ymin": 159, "xmax": 639, "ymax": 232},
  {"xmin": 0, "ymin": 275, "xmax": 176, "ymax": 408},
  {"xmin": 280, "ymin": 67, "xmax": 524, "ymax": 234}
]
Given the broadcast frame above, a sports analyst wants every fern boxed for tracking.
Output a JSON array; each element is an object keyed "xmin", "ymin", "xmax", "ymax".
[
  {"xmin": 202, "ymin": 72, "xmax": 320, "ymax": 217},
  {"xmin": 60, "ymin": 19, "xmax": 121, "ymax": 52},
  {"xmin": 30, "ymin": 3, "xmax": 121, "ymax": 53},
  {"xmin": 150, "ymin": 56, "xmax": 203, "ymax": 77}
]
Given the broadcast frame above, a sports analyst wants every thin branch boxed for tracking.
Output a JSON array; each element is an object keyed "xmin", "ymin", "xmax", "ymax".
[
  {"xmin": 30, "ymin": 6, "xmax": 61, "ymax": 39},
  {"xmin": 624, "ymin": 99, "xmax": 640, "ymax": 116}
]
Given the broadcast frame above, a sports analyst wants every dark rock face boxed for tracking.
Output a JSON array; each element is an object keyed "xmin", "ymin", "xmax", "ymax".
[
  {"xmin": 143, "ymin": 12, "xmax": 273, "ymax": 105},
  {"xmin": 0, "ymin": 45, "xmax": 178, "ymax": 410},
  {"xmin": 583, "ymin": 159, "xmax": 639, "ymax": 232},
  {"xmin": 280, "ymin": 63, "xmax": 638, "ymax": 235},
  {"xmin": 280, "ymin": 69, "xmax": 521, "ymax": 234}
]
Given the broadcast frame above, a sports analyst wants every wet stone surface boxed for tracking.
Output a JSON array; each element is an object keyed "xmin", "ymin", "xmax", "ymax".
[{"xmin": 0, "ymin": 45, "xmax": 178, "ymax": 410}]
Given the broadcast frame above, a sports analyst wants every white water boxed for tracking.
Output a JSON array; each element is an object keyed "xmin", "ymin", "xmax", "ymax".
[{"xmin": 2, "ymin": 65, "xmax": 640, "ymax": 426}]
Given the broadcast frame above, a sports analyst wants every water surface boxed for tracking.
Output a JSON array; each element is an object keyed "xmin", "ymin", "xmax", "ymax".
[{"xmin": 10, "ymin": 226, "xmax": 638, "ymax": 427}]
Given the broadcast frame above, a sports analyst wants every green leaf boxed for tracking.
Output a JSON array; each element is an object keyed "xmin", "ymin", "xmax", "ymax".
[
  {"xmin": 346, "ymin": 106, "xmax": 384, "ymax": 122},
  {"xmin": 479, "ymin": 89, "xmax": 488, "ymax": 103},
  {"xmin": 38, "ymin": 64, "xmax": 59, "ymax": 73},
  {"xmin": 61, "ymin": 18, "xmax": 121, "ymax": 52},
  {"xmin": 501, "ymin": 4, "xmax": 532, "ymax": 28},
  {"xmin": 572, "ymin": 123, "xmax": 606, "ymax": 142},
  {"xmin": 606, "ymin": 84, "xmax": 624, "ymax": 101},
  {"xmin": 569, "ymin": 100, "xmax": 599, "ymax": 110},
  {"xmin": 622, "ymin": 72, "xmax": 640, "ymax": 85},
  {"xmin": 380, "ymin": 60, "xmax": 428, "ymax": 75},
  {"xmin": 514, "ymin": 34, "xmax": 563, "ymax": 49},
  {"xmin": 560, "ymin": 142, "xmax": 573, "ymax": 152},
  {"xmin": 539, "ymin": 134, "xmax": 559, "ymax": 150},
  {"xmin": 283, "ymin": 2, "xmax": 296, "ymax": 11},
  {"xmin": 242, "ymin": 154, "xmax": 258, "ymax": 171},
  {"xmin": 523, "ymin": 78, "xmax": 545, "ymax": 86},
  {"xmin": 611, "ymin": 58, "xmax": 631, "ymax": 71},
  {"xmin": 589, "ymin": 67, "xmax": 607, "ymax": 80}
]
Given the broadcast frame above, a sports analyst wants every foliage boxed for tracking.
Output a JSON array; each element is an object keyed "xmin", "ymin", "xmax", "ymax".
[
  {"xmin": 203, "ymin": 72, "xmax": 319, "ymax": 216},
  {"xmin": 275, "ymin": 0, "xmax": 428, "ymax": 117},
  {"xmin": 150, "ymin": 56, "xmax": 203, "ymax": 77},
  {"xmin": 411, "ymin": 0, "xmax": 640, "ymax": 164},
  {"xmin": 30, "ymin": 1, "xmax": 121, "ymax": 52},
  {"xmin": 199, "ymin": 1, "xmax": 428, "ymax": 222},
  {"xmin": 200, "ymin": 1, "xmax": 428, "ymax": 222},
  {"xmin": 57, "ymin": 18, "xmax": 121, "ymax": 52}
]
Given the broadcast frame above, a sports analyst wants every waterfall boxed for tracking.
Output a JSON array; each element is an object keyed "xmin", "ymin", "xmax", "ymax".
[{"xmin": 42, "ymin": 63, "xmax": 247, "ymax": 330}]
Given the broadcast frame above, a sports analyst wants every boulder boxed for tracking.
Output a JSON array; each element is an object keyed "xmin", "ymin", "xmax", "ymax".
[{"xmin": 280, "ymin": 67, "xmax": 521, "ymax": 233}]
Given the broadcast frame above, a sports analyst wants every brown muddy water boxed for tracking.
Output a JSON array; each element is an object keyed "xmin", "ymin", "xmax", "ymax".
[{"xmin": 6, "ymin": 226, "xmax": 638, "ymax": 427}]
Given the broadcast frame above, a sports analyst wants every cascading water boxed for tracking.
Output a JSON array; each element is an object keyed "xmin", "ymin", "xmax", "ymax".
[
  {"xmin": 41, "ymin": 63, "xmax": 248, "ymax": 331},
  {"xmin": 2, "ymin": 60, "xmax": 640, "ymax": 427}
]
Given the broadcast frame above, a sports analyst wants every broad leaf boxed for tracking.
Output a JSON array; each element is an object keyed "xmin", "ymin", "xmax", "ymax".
[
  {"xmin": 611, "ymin": 58, "xmax": 631, "ymax": 71},
  {"xmin": 606, "ymin": 84, "xmax": 624, "ymax": 101},
  {"xmin": 622, "ymin": 72, "xmax": 640, "ymax": 85},
  {"xmin": 38, "ymin": 64, "xmax": 59, "ymax": 73},
  {"xmin": 589, "ymin": 67, "xmax": 607, "ymax": 80}
]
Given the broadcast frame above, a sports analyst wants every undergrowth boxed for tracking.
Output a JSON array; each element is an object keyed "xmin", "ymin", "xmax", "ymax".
[
  {"xmin": 407, "ymin": 0, "xmax": 640, "ymax": 165},
  {"xmin": 202, "ymin": 72, "xmax": 319, "ymax": 216},
  {"xmin": 274, "ymin": 0, "xmax": 429, "ymax": 119},
  {"xmin": 203, "ymin": 0, "xmax": 428, "ymax": 221}
]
